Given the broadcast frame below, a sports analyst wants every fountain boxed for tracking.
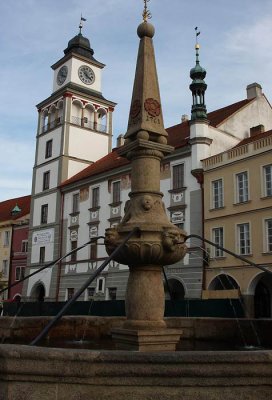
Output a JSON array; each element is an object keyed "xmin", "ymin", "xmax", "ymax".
[{"xmin": 1, "ymin": 3, "xmax": 272, "ymax": 399}]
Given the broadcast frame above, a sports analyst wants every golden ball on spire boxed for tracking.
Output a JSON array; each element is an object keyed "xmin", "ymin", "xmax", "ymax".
[{"xmin": 137, "ymin": 21, "xmax": 155, "ymax": 38}]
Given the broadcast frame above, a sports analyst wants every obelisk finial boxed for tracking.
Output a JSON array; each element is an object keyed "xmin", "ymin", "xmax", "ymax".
[{"xmin": 142, "ymin": 0, "xmax": 152, "ymax": 22}]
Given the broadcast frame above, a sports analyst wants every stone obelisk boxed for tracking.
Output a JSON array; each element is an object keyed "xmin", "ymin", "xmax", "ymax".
[{"xmin": 105, "ymin": 2, "xmax": 187, "ymax": 351}]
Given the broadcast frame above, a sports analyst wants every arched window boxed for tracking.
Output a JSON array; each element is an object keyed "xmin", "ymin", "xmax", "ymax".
[
  {"xmin": 97, "ymin": 108, "xmax": 107, "ymax": 133},
  {"xmin": 72, "ymin": 100, "xmax": 83, "ymax": 126},
  {"xmin": 48, "ymin": 105, "xmax": 57, "ymax": 128},
  {"xmin": 41, "ymin": 109, "xmax": 49, "ymax": 133},
  {"xmin": 56, "ymin": 100, "xmax": 64, "ymax": 124},
  {"xmin": 84, "ymin": 104, "xmax": 95, "ymax": 129}
]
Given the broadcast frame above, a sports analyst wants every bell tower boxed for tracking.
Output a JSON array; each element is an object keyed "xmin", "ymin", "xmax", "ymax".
[{"xmin": 24, "ymin": 21, "xmax": 116, "ymax": 301}]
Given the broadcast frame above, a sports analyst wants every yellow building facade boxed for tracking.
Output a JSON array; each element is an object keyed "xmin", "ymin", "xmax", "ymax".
[{"xmin": 203, "ymin": 130, "xmax": 272, "ymax": 317}]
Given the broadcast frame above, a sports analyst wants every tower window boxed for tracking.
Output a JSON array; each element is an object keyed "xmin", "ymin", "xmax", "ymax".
[
  {"xmin": 43, "ymin": 171, "xmax": 50, "ymax": 191},
  {"xmin": 41, "ymin": 204, "xmax": 48, "ymax": 224},
  {"xmin": 39, "ymin": 247, "xmax": 45, "ymax": 264},
  {"xmin": 45, "ymin": 140, "xmax": 53, "ymax": 158}
]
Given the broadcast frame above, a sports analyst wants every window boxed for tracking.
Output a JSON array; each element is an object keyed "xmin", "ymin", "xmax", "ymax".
[
  {"xmin": 212, "ymin": 227, "xmax": 224, "ymax": 257},
  {"xmin": 92, "ymin": 187, "xmax": 100, "ymax": 208},
  {"xmin": 172, "ymin": 164, "xmax": 184, "ymax": 190},
  {"xmin": 108, "ymin": 287, "xmax": 117, "ymax": 300},
  {"xmin": 67, "ymin": 288, "xmax": 74, "ymax": 300},
  {"xmin": 72, "ymin": 193, "xmax": 79, "ymax": 214},
  {"xmin": 236, "ymin": 172, "xmax": 248, "ymax": 203},
  {"xmin": 87, "ymin": 287, "xmax": 95, "ymax": 300},
  {"xmin": 2, "ymin": 260, "xmax": 8, "ymax": 278},
  {"xmin": 71, "ymin": 240, "xmax": 77, "ymax": 262},
  {"xmin": 43, "ymin": 171, "xmax": 50, "ymax": 190},
  {"xmin": 45, "ymin": 139, "xmax": 53, "ymax": 158},
  {"xmin": 212, "ymin": 179, "xmax": 223, "ymax": 209},
  {"xmin": 237, "ymin": 223, "xmax": 251, "ymax": 255},
  {"xmin": 90, "ymin": 243, "xmax": 97, "ymax": 260},
  {"xmin": 97, "ymin": 277, "xmax": 105, "ymax": 293},
  {"xmin": 263, "ymin": 165, "xmax": 272, "ymax": 197},
  {"xmin": 3, "ymin": 231, "xmax": 10, "ymax": 246},
  {"xmin": 112, "ymin": 181, "xmax": 121, "ymax": 203},
  {"xmin": 265, "ymin": 219, "xmax": 272, "ymax": 252},
  {"xmin": 41, "ymin": 204, "xmax": 48, "ymax": 224},
  {"xmin": 39, "ymin": 247, "xmax": 45, "ymax": 264},
  {"xmin": 21, "ymin": 240, "xmax": 28, "ymax": 253},
  {"xmin": 15, "ymin": 266, "xmax": 25, "ymax": 281}
]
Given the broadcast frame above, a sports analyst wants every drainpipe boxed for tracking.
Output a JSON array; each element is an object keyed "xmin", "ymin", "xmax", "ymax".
[
  {"xmin": 191, "ymin": 169, "xmax": 206, "ymax": 292},
  {"xmin": 55, "ymin": 192, "xmax": 64, "ymax": 301},
  {"xmin": 7, "ymin": 224, "xmax": 14, "ymax": 300}
]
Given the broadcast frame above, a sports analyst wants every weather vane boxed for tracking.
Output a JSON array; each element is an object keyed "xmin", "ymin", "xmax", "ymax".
[
  {"xmin": 79, "ymin": 14, "xmax": 87, "ymax": 34},
  {"xmin": 195, "ymin": 26, "xmax": 200, "ymax": 48},
  {"xmin": 142, "ymin": 0, "xmax": 152, "ymax": 22}
]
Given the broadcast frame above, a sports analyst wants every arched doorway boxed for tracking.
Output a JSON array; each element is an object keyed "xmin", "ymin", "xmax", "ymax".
[
  {"xmin": 254, "ymin": 281, "xmax": 271, "ymax": 318},
  {"xmin": 31, "ymin": 283, "xmax": 46, "ymax": 302},
  {"xmin": 208, "ymin": 274, "xmax": 239, "ymax": 290},
  {"xmin": 165, "ymin": 278, "xmax": 185, "ymax": 300}
]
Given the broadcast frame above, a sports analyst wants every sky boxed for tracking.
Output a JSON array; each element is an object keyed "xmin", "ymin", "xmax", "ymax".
[{"xmin": 1, "ymin": 0, "xmax": 272, "ymax": 201}]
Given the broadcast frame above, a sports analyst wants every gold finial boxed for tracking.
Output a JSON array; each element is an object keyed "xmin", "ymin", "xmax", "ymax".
[{"xmin": 142, "ymin": 0, "xmax": 152, "ymax": 22}]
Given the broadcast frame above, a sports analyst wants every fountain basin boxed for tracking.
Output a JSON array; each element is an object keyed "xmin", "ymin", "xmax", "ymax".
[{"xmin": 0, "ymin": 344, "xmax": 272, "ymax": 400}]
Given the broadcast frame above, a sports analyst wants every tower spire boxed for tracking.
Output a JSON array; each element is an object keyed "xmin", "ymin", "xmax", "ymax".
[
  {"xmin": 124, "ymin": 3, "xmax": 168, "ymax": 143},
  {"xmin": 189, "ymin": 28, "xmax": 208, "ymax": 121}
]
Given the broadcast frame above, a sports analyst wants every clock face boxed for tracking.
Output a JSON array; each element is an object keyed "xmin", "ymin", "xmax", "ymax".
[
  {"xmin": 78, "ymin": 65, "xmax": 95, "ymax": 85},
  {"xmin": 57, "ymin": 65, "xmax": 68, "ymax": 86}
]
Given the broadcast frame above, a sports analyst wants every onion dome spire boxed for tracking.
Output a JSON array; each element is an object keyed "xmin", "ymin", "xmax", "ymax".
[
  {"xmin": 189, "ymin": 28, "xmax": 208, "ymax": 121},
  {"xmin": 63, "ymin": 16, "xmax": 95, "ymax": 60}
]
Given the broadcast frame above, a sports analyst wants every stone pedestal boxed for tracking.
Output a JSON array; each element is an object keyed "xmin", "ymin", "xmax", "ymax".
[{"xmin": 111, "ymin": 328, "xmax": 183, "ymax": 351}]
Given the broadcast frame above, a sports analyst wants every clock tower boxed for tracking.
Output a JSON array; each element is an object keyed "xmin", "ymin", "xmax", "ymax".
[{"xmin": 23, "ymin": 25, "xmax": 116, "ymax": 301}]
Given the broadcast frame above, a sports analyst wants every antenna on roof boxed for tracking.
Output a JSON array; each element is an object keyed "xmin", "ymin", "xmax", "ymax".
[
  {"xmin": 195, "ymin": 26, "xmax": 200, "ymax": 48},
  {"xmin": 79, "ymin": 14, "xmax": 87, "ymax": 35}
]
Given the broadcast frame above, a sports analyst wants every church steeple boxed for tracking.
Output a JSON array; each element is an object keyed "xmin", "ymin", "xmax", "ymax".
[{"xmin": 189, "ymin": 28, "xmax": 207, "ymax": 121}]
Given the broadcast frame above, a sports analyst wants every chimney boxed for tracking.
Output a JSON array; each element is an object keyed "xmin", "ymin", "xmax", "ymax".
[
  {"xmin": 116, "ymin": 134, "xmax": 125, "ymax": 147},
  {"xmin": 247, "ymin": 83, "xmax": 262, "ymax": 100},
  {"xmin": 181, "ymin": 114, "xmax": 189, "ymax": 123},
  {"xmin": 250, "ymin": 124, "xmax": 265, "ymax": 137}
]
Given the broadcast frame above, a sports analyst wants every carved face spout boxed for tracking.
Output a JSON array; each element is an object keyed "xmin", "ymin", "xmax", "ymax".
[{"xmin": 142, "ymin": 195, "xmax": 153, "ymax": 211}]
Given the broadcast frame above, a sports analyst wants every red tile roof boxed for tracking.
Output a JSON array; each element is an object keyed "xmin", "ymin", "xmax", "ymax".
[
  {"xmin": 0, "ymin": 195, "xmax": 31, "ymax": 223},
  {"xmin": 233, "ymin": 128, "xmax": 272, "ymax": 148},
  {"xmin": 207, "ymin": 98, "xmax": 253, "ymax": 127},
  {"xmin": 61, "ymin": 151, "xmax": 130, "ymax": 187},
  {"xmin": 61, "ymin": 98, "xmax": 255, "ymax": 188}
]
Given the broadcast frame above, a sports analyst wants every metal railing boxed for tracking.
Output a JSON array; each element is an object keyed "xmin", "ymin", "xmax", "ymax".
[
  {"xmin": 42, "ymin": 116, "xmax": 63, "ymax": 133},
  {"xmin": 71, "ymin": 116, "xmax": 107, "ymax": 133}
]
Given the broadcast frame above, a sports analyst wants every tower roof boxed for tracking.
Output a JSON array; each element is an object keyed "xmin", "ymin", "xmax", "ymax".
[
  {"xmin": 189, "ymin": 33, "xmax": 208, "ymax": 121},
  {"xmin": 64, "ymin": 33, "xmax": 95, "ymax": 60}
]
